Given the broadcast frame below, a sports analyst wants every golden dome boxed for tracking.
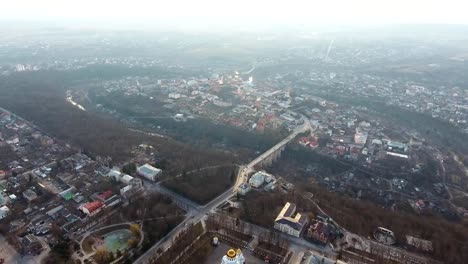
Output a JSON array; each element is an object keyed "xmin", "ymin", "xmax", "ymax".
[
  {"xmin": 227, "ymin": 249, "xmax": 236, "ymax": 258},
  {"xmin": 236, "ymin": 249, "xmax": 242, "ymax": 254}
]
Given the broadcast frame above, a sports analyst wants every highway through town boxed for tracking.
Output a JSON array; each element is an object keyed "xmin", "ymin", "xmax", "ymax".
[{"xmin": 134, "ymin": 116, "xmax": 311, "ymax": 264}]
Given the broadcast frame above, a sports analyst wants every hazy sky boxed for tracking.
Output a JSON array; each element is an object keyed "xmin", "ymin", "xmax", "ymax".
[{"xmin": 2, "ymin": 0, "xmax": 468, "ymax": 28}]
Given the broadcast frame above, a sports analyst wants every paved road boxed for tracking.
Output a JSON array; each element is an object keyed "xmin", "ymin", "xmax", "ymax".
[
  {"xmin": 135, "ymin": 117, "xmax": 311, "ymax": 264},
  {"xmin": 247, "ymin": 118, "xmax": 309, "ymax": 169}
]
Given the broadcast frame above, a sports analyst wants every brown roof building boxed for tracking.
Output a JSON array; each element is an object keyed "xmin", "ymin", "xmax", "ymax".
[{"xmin": 307, "ymin": 220, "xmax": 333, "ymax": 245}]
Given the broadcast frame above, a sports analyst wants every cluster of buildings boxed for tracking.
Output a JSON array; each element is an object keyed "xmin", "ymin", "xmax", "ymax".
[
  {"xmin": 283, "ymin": 96, "xmax": 457, "ymax": 217},
  {"xmin": 271, "ymin": 40, "xmax": 468, "ymax": 133},
  {"xmin": 299, "ymin": 69, "xmax": 467, "ymax": 133},
  {"xmin": 1, "ymin": 56, "xmax": 168, "ymax": 75},
  {"xmin": 273, "ymin": 202, "xmax": 339, "ymax": 246},
  {"xmin": 0, "ymin": 32, "xmax": 187, "ymax": 76},
  {"xmin": 0, "ymin": 109, "xmax": 167, "ymax": 258},
  {"xmin": 1, "ymin": 153, "xmax": 162, "ymax": 257},
  {"xmin": 86, "ymin": 60, "xmax": 461, "ymax": 218},
  {"xmin": 238, "ymin": 171, "xmax": 277, "ymax": 195},
  {"xmin": 93, "ymin": 73, "xmax": 304, "ymax": 135},
  {"xmin": 0, "ymin": 110, "xmax": 68, "ymax": 179},
  {"xmin": 0, "ymin": 109, "xmax": 71, "ymax": 218},
  {"xmin": 298, "ymin": 100, "xmax": 416, "ymax": 164}
]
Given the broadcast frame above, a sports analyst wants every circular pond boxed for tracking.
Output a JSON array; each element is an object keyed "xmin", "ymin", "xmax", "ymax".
[{"xmin": 102, "ymin": 229, "xmax": 133, "ymax": 253}]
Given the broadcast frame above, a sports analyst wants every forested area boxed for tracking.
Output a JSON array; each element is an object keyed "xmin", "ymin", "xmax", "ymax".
[
  {"xmin": 138, "ymin": 117, "xmax": 287, "ymax": 152},
  {"xmin": 3, "ymin": 64, "xmax": 196, "ymax": 84},
  {"xmin": 0, "ymin": 74, "xmax": 234, "ymax": 174},
  {"xmin": 239, "ymin": 182, "xmax": 468, "ymax": 262},
  {"xmin": 306, "ymin": 184, "xmax": 468, "ymax": 264},
  {"xmin": 91, "ymin": 88, "xmax": 286, "ymax": 153},
  {"xmin": 267, "ymin": 144, "xmax": 468, "ymax": 262},
  {"xmin": 44, "ymin": 234, "xmax": 80, "ymax": 264},
  {"xmin": 162, "ymin": 165, "xmax": 237, "ymax": 204},
  {"xmin": 153, "ymin": 222, "xmax": 205, "ymax": 264},
  {"xmin": 268, "ymin": 144, "xmax": 351, "ymax": 182},
  {"xmin": 118, "ymin": 192, "xmax": 184, "ymax": 254}
]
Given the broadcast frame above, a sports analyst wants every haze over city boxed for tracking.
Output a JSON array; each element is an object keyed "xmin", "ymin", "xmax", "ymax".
[
  {"xmin": 2, "ymin": 0, "xmax": 468, "ymax": 28},
  {"xmin": 0, "ymin": 1, "xmax": 467, "ymax": 264}
]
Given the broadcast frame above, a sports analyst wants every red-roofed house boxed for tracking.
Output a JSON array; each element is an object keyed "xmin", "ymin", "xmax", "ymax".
[
  {"xmin": 256, "ymin": 120, "xmax": 265, "ymax": 133},
  {"xmin": 81, "ymin": 201, "xmax": 103, "ymax": 215},
  {"xmin": 309, "ymin": 141, "xmax": 319, "ymax": 149},
  {"xmin": 307, "ymin": 220, "xmax": 333, "ymax": 244},
  {"xmin": 15, "ymin": 121, "xmax": 28, "ymax": 129},
  {"xmin": 98, "ymin": 190, "xmax": 113, "ymax": 201},
  {"xmin": 299, "ymin": 137, "xmax": 310, "ymax": 146},
  {"xmin": 229, "ymin": 119, "xmax": 243, "ymax": 127}
]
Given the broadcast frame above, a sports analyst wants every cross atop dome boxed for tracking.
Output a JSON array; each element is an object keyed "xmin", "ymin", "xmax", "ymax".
[{"xmin": 221, "ymin": 248, "xmax": 245, "ymax": 264}]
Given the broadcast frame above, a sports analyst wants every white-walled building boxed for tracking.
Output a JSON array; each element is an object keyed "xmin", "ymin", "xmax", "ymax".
[
  {"xmin": 0, "ymin": 205, "xmax": 10, "ymax": 220},
  {"xmin": 108, "ymin": 169, "xmax": 142, "ymax": 187},
  {"xmin": 354, "ymin": 129, "xmax": 368, "ymax": 145},
  {"xmin": 120, "ymin": 185, "xmax": 134, "ymax": 198},
  {"xmin": 274, "ymin": 202, "xmax": 308, "ymax": 237},
  {"xmin": 137, "ymin": 164, "xmax": 162, "ymax": 181},
  {"xmin": 238, "ymin": 183, "xmax": 251, "ymax": 195},
  {"xmin": 249, "ymin": 171, "xmax": 274, "ymax": 188},
  {"xmin": 107, "ymin": 169, "xmax": 122, "ymax": 180}
]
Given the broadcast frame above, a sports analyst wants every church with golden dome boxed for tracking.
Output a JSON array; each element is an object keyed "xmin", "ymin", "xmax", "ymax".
[{"xmin": 221, "ymin": 248, "xmax": 245, "ymax": 264}]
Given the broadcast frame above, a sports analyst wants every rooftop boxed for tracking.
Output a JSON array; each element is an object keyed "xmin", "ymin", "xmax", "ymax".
[
  {"xmin": 137, "ymin": 163, "xmax": 161, "ymax": 176},
  {"xmin": 275, "ymin": 202, "xmax": 308, "ymax": 231},
  {"xmin": 82, "ymin": 200, "xmax": 103, "ymax": 213}
]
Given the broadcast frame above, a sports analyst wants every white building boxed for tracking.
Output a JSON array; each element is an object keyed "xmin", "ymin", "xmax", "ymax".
[
  {"xmin": 238, "ymin": 183, "xmax": 251, "ymax": 195},
  {"xmin": 168, "ymin": 93, "xmax": 182, "ymax": 99},
  {"xmin": 387, "ymin": 141, "xmax": 408, "ymax": 152},
  {"xmin": 121, "ymin": 174, "xmax": 133, "ymax": 184},
  {"xmin": 0, "ymin": 205, "xmax": 10, "ymax": 220},
  {"xmin": 249, "ymin": 171, "xmax": 274, "ymax": 188},
  {"xmin": 120, "ymin": 185, "xmax": 133, "ymax": 197},
  {"xmin": 274, "ymin": 202, "xmax": 308, "ymax": 237},
  {"xmin": 213, "ymin": 99, "xmax": 233, "ymax": 108},
  {"xmin": 107, "ymin": 169, "xmax": 122, "ymax": 180},
  {"xmin": 23, "ymin": 189, "xmax": 38, "ymax": 202},
  {"xmin": 108, "ymin": 168, "xmax": 142, "ymax": 187},
  {"xmin": 249, "ymin": 173, "xmax": 264, "ymax": 188},
  {"xmin": 354, "ymin": 129, "xmax": 368, "ymax": 145},
  {"xmin": 221, "ymin": 248, "xmax": 245, "ymax": 264},
  {"xmin": 137, "ymin": 164, "xmax": 162, "ymax": 182},
  {"xmin": 187, "ymin": 80, "xmax": 197, "ymax": 87}
]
